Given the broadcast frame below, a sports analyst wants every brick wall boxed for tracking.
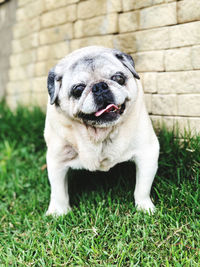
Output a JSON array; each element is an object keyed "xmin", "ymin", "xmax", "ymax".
[
  {"xmin": 1, "ymin": 0, "xmax": 200, "ymax": 134},
  {"xmin": 0, "ymin": 0, "xmax": 17, "ymax": 99}
]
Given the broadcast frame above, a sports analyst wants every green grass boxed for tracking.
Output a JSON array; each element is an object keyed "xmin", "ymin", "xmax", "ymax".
[{"xmin": 0, "ymin": 102, "xmax": 199, "ymax": 266}]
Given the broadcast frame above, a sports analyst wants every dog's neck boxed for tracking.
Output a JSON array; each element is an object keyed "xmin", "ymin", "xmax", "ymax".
[{"xmin": 85, "ymin": 124, "xmax": 118, "ymax": 144}]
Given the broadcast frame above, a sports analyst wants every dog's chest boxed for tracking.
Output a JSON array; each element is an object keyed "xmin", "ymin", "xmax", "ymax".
[{"xmin": 77, "ymin": 138, "xmax": 131, "ymax": 172}]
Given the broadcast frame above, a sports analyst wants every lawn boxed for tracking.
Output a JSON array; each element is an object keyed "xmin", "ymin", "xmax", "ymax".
[{"xmin": 0, "ymin": 102, "xmax": 199, "ymax": 266}]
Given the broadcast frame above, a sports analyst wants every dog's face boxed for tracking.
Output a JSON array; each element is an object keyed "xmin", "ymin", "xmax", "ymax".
[{"xmin": 47, "ymin": 46, "xmax": 140, "ymax": 127}]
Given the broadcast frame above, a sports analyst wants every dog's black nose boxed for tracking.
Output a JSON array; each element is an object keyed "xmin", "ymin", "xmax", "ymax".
[{"xmin": 92, "ymin": 82, "xmax": 108, "ymax": 93}]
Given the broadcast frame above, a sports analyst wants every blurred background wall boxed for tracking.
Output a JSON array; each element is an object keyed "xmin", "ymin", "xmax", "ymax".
[{"xmin": 0, "ymin": 0, "xmax": 199, "ymax": 134}]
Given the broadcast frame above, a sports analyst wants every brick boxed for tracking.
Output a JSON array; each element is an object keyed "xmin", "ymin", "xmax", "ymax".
[
  {"xmin": 144, "ymin": 94, "xmax": 152, "ymax": 113},
  {"xmin": 16, "ymin": 0, "xmax": 45, "ymax": 21},
  {"xmin": 70, "ymin": 35, "xmax": 114, "ymax": 52},
  {"xmin": 13, "ymin": 17, "xmax": 40, "ymax": 39},
  {"xmin": 51, "ymin": 42, "xmax": 70, "ymax": 59},
  {"xmin": 35, "ymin": 60, "xmax": 57, "ymax": 76},
  {"xmin": 157, "ymin": 71, "xmax": 200, "ymax": 94},
  {"xmin": 37, "ymin": 45, "xmax": 52, "ymax": 61},
  {"xmin": 10, "ymin": 50, "xmax": 37, "ymax": 67},
  {"xmin": 153, "ymin": 0, "xmax": 165, "ymax": 4},
  {"xmin": 12, "ymin": 33, "xmax": 39, "ymax": 53},
  {"xmin": 177, "ymin": 94, "xmax": 200, "ymax": 116},
  {"xmin": 41, "ymin": 5, "xmax": 76, "ymax": 28},
  {"xmin": 152, "ymin": 94, "xmax": 177, "ymax": 115},
  {"xmin": 78, "ymin": 0, "xmax": 121, "ymax": 19},
  {"xmin": 135, "ymin": 27, "xmax": 169, "ymax": 51},
  {"xmin": 6, "ymin": 80, "xmax": 30, "ymax": 95},
  {"xmin": 142, "ymin": 72, "xmax": 157, "ymax": 93},
  {"xmin": 169, "ymin": 21, "xmax": 200, "ymax": 48},
  {"xmin": 36, "ymin": 42, "xmax": 69, "ymax": 61},
  {"xmin": 113, "ymin": 33, "xmax": 137, "ymax": 54},
  {"xmin": 175, "ymin": 117, "xmax": 200, "ymax": 135},
  {"xmin": 32, "ymin": 76, "xmax": 47, "ymax": 93},
  {"xmin": 39, "ymin": 24, "xmax": 73, "ymax": 45},
  {"xmin": 9, "ymin": 64, "xmax": 35, "ymax": 81},
  {"xmin": 178, "ymin": 0, "xmax": 200, "ymax": 23},
  {"xmin": 122, "ymin": 0, "xmax": 152, "ymax": 11},
  {"xmin": 119, "ymin": 11, "xmax": 140, "ymax": 33},
  {"xmin": 18, "ymin": 0, "xmax": 32, "ymax": 7},
  {"xmin": 74, "ymin": 14, "xmax": 118, "ymax": 38},
  {"xmin": 140, "ymin": 3, "xmax": 177, "ymax": 29},
  {"xmin": 31, "ymin": 92, "xmax": 48, "ymax": 110},
  {"xmin": 152, "ymin": 115, "xmax": 200, "ymax": 135},
  {"xmin": 44, "ymin": 0, "xmax": 79, "ymax": 11},
  {"xmin": 133, "ymin": 51, "xmax": 164, "ymax": 72},
  {"xmin": 164, "ymin": 47, "xmax": 192, "ymax": 71},
  {"xmin": 192, "ymin": 45, "xmax": 200, "ymax": 69}
]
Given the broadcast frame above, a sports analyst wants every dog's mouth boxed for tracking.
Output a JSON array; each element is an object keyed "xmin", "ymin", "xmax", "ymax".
[{"xmin": 78, "ymin": 102, "xmax": 126, "ymax": 125}]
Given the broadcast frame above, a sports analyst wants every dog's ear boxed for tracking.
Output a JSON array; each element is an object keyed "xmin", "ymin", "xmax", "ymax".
[
  {"xmin": 47, "ymin": 68, "xmax": 62, "ymax": 105},
  {"xmin": 115, "ymin": 51, "xmax": 140, "ymax": 80}
]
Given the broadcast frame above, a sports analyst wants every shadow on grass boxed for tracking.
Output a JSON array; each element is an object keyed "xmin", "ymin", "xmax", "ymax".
[{"xmin": 68, "ymin": 161, "xmax": 136, "ymax": 207}]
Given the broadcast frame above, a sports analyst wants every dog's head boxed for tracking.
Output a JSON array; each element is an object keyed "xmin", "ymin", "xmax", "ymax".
[{"xmin": 47, "ymin": 46, "xmax": 140, "ymax": 127}]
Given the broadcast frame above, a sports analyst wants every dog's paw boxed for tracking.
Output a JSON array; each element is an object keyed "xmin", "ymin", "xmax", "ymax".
[
  {"xmin": 46, "ymin": 203, "xmax": 71, "ymax": 216},
  {"xmin": 135, "ymin": 198, "xmax": 155, "ymax": 214}
]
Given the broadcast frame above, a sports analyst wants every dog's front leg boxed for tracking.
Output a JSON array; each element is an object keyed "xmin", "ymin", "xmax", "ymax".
[
  {"xmin": 46, "ymin": 152, "xmax": 71, "ymax": 216},
  {"xmin": 133, "ymin": 145, "xmax": 159, "ymax": 214}
]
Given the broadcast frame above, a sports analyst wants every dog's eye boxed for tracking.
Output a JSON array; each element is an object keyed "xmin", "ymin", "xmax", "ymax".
[
  {"xmin": 111, "ymin": 74, "xmax": 126, "ymax": 85},
  {"xmin": 71, "ymin": 84, "xmax": 86, "ymax": 99}
]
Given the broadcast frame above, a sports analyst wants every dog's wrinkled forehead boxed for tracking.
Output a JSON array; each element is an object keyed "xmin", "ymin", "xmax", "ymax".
[{"xmin": 69, "ymin": 54, "xmax": 116, "ymax": 74}]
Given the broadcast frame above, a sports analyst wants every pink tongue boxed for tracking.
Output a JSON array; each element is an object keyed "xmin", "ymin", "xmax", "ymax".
[{"xmin": 95, "ymin": 104, "xmax": 119, "ymax": 117}]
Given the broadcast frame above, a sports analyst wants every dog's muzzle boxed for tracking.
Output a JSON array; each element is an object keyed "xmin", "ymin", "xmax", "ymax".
[
  {"xmin": 78, "ymin": 81, "xmax": 126, "ymax": 126},
  {"xmin": 92, "ymin": 81, "xmax": 115, "ymax": 109}
]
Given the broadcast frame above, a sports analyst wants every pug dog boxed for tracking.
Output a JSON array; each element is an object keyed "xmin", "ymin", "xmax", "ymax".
[{"xmin": 44, "ymin": 46, "xmax": 159, "ymax": 216}]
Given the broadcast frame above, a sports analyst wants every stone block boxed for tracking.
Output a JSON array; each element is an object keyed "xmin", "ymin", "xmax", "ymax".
[
  {"xmin": 35, "ymin": 60, "xmax": 57, "ymax": 76},
  {"xmin": 152, "ymin": 94, "xmax": 177, "ymax": 115},
  {"xmin": 18, "ymin": 0, "xmax": 32, "ymax": 7},
  {"xmin": 10, "ymin": 50, "xmax": 36, "ymax": 67},
  {"xmin": 119, "ymin": 11, "xmax": 140, "ymax": 33},
  {"xmin": 6, "ymin": 80, "xmax": 30, "ymax": 95},
  {"xmin": 144, "ymin": 93, "xmax": 152, "ymax": 113},
  {"xmin": 192, "ymin": 45, "xmax": 200, "ymax": 69},
  {"xmin": 122, "ymin": 0, "xmax": 152, "ymax": 11},
  {"xmin": 32, "ymin": 76, "xmax": 47, "ymax": 93},
  {"xmin": 16, "ymin": 0, "xmax": 45, "ymax": 21},
  {"xmin": 37, "ymin": 45, "xmax": 52, "ymax": 61},
  {"xmin": 140, "ymin": 3, "xmax": 177, "ymax": 29},
  {"xmin": 135, "ymin": 27, "xmax": 169, "ymax": 51},
  {"xmin": 133, "ymin": 51, "xmax": 164, "ymax": 72},
  {"xmin": 113, "ymin": 33, "xmax": 137, "ymax": 54},
  {"xmin": 12, "ymin": 33, "xmax": 39, "ymax": 53},
  {"xmin": 157, "ymin": 71, "xmax": 200, "ymax": 94},
  {"xmin": 169, "ymin": 21, "xmax": 200, "ymax": 48},
  {"xmin": 142, "ymin": 72, "xmax": 157, "ymax": 93},
  {"xmin": 74, "ymin": 14, "xmax": 118, "ymax": 38},
  {"xmin": 13, "ymin": 17, "xmax": 40, "ymax": 39},
  {"xmin": 164, "ymin": 47, "xmax": 192, "ymax": 71},
  {"xmin": 70, "ymin": 35, "xmax": 114, "ymax": 52},
  {"xmin": 44, "ymin": 0, "xmax": 79, "ymax": 11},
  {"xmin": 178, "ymin": 0, "xmax": 200, "ymax": 23},
  {"xmin": 77, "ymin": 0, "xmax": 121, "ymax": 19},
  {"xmin": 41, "ymin": 5, "xmax": 76, "ymax": 28},
  {"xmin": 9, "ymin": 64, "xmax": 35, "ymax": 81},
  {"xmin": 37, "ymin": 42, "xmax": 69, "ymax": 61},
  {"xmin": 51, "ymin": 42, "xmax": 70, "ymax": 59},
  {"xmin": 39, "ymin": 23, "xmax": 73, "ymax": 45},
  {"xmin": 31, "ymin": 92, "xmax": 48, "ymax": 110},
  {"xmin": 177, "ymin": 94, "xmax": 200, "ymax": 116}
]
